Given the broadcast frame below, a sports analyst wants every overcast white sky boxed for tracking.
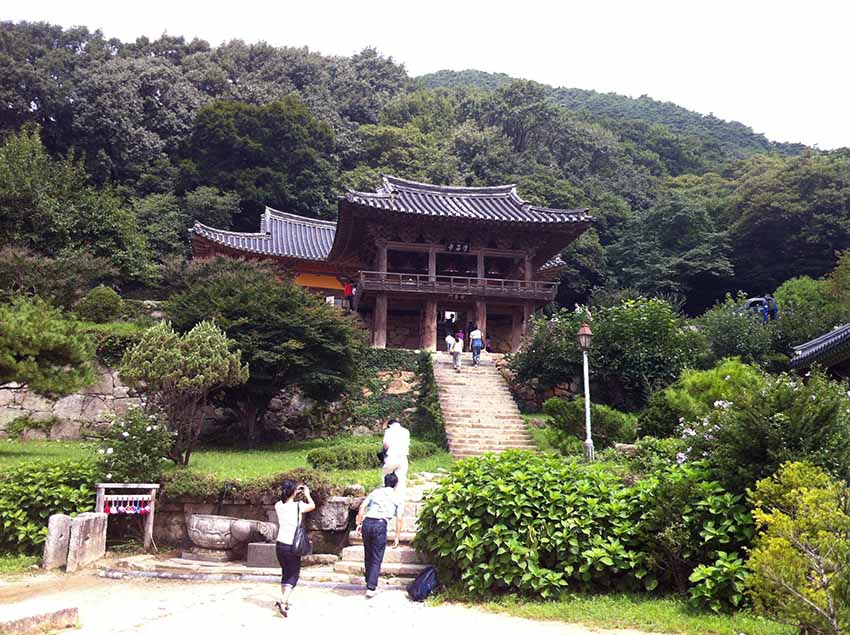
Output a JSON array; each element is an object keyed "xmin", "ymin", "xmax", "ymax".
[{"xmin": 5, "ymin": 0, "xmax": 849, "ymax": 149}]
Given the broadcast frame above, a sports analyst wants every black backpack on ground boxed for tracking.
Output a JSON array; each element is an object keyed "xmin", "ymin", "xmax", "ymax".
[{"xmin": 407, "ymin": 565, "xmax": 438, "ymax": 602}]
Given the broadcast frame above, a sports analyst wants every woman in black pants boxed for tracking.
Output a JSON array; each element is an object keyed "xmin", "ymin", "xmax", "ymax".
[{"xmin": 274, "ymin": 479, "xmax": 315, "ymax": 616}]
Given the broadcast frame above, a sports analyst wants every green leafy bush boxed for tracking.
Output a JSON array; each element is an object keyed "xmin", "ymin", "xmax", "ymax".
[
  {"xmin": 96, "ymin": 407, "xmax": 175, "ymax": 482},
  {"xmin": 689, "ymin": 551, "xmax": 750, "ymax": 613},
  {"xmin": 543, "ymin": 397, "xmax": 637, "ymax": 450},
  {"xmin": 628, "ymin": 437, "xmax": 686, "ymax": 473},
  {"xmin": 0, "ymin": 460, "xmax": 98, "ymax": 553},
  {"xmin": 79, "ymin": 321, "xmax": 145, "ymax": 365},
  {"xmin": 636, "ymin": 390, "xmax": 680, "ymax": 438},
  {"xmin": 74, "ymin": 285, "xmax": 124, "ymax": 323},
  {"xmin": 682, "ymin": 369, "xmax": 850, "ymax": 494},
  {"xmin": 748, "ymin": 462, "xmax": 850, "ymax": 633},
  {"xmin": 699, "ymin": 294, "xmax": 776, "ymax": 366},
  {"xmin": 306, "ymin": 438, "xmax": 438, "ymax": 470},
  {"xmin": 415, "ymin": 452, "xmax": 750, "ymax": 602}
]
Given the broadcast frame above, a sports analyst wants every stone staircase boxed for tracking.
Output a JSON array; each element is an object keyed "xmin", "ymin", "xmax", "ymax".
[
  {"xmin": 432, "ymin": 351, "xmax": 536, "ymax": 458},
  {"xmin": 331, "ymin": 477, "xmax": 436, "ymax": 585}
]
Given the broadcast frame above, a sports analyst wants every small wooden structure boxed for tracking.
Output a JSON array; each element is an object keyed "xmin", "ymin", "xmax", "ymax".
[{"xmin": 95, "ymin": 483, "xmax": 160, "ymax": 550}]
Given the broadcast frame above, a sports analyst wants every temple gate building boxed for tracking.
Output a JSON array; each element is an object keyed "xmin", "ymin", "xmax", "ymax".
[{"xmin": 190, "ymin": 176, "xmax": 592, "ymax": 352}]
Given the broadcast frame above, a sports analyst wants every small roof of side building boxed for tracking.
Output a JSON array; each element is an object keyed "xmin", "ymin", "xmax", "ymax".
[
  {"xmin": 191, "ymin": 207, "xmax": 336, "ymax": 261},
  {"xmin": 789, "ymin": 322, "xmax": 850, "ymax": 370}
]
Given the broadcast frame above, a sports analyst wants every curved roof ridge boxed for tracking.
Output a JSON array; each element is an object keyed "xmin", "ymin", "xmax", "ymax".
[
  {"xmin": 382, "ymin": 174, "xmax": 517, "ymax": 196},
  {"xmin": 192, "ymin": 221, "xmax": 268, "ymax": 239},
  {"xmin": 265, "ymin": 206, "xmax": 338, "ymax": 228}
]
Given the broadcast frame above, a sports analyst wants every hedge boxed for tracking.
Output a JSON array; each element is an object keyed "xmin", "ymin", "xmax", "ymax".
[{"xmin": 306, "ymin": 438, "xmax": 439, "ymax": 470}]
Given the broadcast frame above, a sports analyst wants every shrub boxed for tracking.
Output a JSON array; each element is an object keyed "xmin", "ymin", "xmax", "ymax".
[
  {"xmin": 306, "ymin": 438, "xmax": 439, "ymax": 470},
  {"xmin": 543, "ymin": 397, "xmax": 637, "ymax": 450},
  {"xmin": 508, "ymin": 308, "xmax": 583, "ymax": 393},
  {"xmin": 5, "ymin": 415, "xmax": 57, "ymax": 440},
  {"xmin": 96, "ymin": 408, "xmax": 175, "ymax": 482},
  {"xmin": 79, "ymin": 321, "xmax": 145, "ymax": 366},
  {"xmin": 699, "ymin": 293, "xmax": 776, "ymax": 366},
  {"xmin": 0, "ymin": 295, "xmax": 95, "ymax": 394},
  {"xmin": 0, "ymin": 460, "xmax": 98, "ymax": 553},
  {"xmin": 688, "ymin": 551, "xmax": 750, "ymax": 613},
  {"xmin": 772, "ymin": 275, "xmax": 847, "ymax": 354},
  {"xmin": 748, "ymin": 462, "xmax": 850, "ymax": 634},
  {"xmin": 681, "ymin": 369, "xmax": 850, "ymax": 494},
  {"xmin": 415, "ymin": 451, "xmax": 751, "ymax": 602},
  {"xmin": 74, "ymin": 285, "xmax": 124, "ymax": 323},
  {"xmin": 121, "ymin": 321, "xmax": 248, "ymax": 465},
  {"xmin": 639, "ymin": 358, "xmax": 766, "ymax": 439},
  {"xmin": 628, "ymin": 436, "xmax": 686, "ymax": 473}
]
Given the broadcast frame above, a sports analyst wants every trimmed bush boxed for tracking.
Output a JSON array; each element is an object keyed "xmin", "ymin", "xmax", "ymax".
[
  {"xmin": 79, "ymin": 321, "xmax": 145, "ymax": 365},
  {"xmin": 74, "ymin": 285, "xmax": 124, "ymax": 323},
  {"xmin": 543, "ymin": 397, "xmax": 637, "ymax": 450},
  {"xmin": 96, "ymin": 408, "xmax": 175, "ymax": 482},
  {"xmin": 636, "ymin": 390, "xmax": 680, "ymax": 438},
  {"xmin": 306, "ymin": 438, "xmax": 439, "ymax": 470},
  {"xmin": 415, "ymin": 451, "xmax": 752, "ymax": 607},
  {"xmin": 0, "ymin": 460, "xmax": 98, "ymax": 553}
]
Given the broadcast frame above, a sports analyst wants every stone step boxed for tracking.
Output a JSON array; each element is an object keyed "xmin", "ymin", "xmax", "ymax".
[
  {"xmin": 348, "ymin": 530, "xmax": 417, "ymax": 545},
  {"xmin": 340, "ymin": 545, "xmax": 427, "ymax": 565},
  {"xmin": 301, "ymin": 565, "xmax": 415, "ymax": 587},
  {"xmin": 333, "ymin": 560, "xmax": 430, "ymax": 578}
]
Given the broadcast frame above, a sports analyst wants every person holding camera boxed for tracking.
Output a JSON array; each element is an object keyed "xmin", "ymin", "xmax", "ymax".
[
  {"xmin": 274, "ymin": 479, "xmax": 315, "ymax": 617},
  {"xmin": 356, "ymin": 472, "xmax": 402, "ymax": 597}
]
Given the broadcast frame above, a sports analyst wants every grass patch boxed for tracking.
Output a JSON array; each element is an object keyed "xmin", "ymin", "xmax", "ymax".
[
  {"xmin": 0, "ymin": 439, "xmax": 95, "ymax": 468},
  {"xmin": 0, "ymin": 438, "xmax": 454, "ymax": 491},
  {"xmin": 474, "ymin": 593, "xmax": 793, "ymax": 635},
  {"xmin": 0, "ymin": 553, "xmax": 38, "ymax": 577}
]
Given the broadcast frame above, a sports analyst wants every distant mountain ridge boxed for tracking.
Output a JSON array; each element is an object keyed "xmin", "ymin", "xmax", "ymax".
[{"xmin": 418, "ymin": 69, "xmax": 807, "ymax": 160}]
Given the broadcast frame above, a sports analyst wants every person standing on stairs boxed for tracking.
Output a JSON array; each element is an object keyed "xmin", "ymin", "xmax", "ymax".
[
  {"xmin": 356, "ymin": 472, "xmax": 401, "ymax": 598},
  {"xmin": 451, "ymin": 332, "xmax": 464, "ymax": 372},
  {"xmin": 470, "ymin": 323, "xmax": 484, "ymax": 367},
  {"xmin": 274, "ymin": 479, "xmax": 316, "ymax": 617},
  {"xmin": 382, "ymin": 418, "xmax": 410, "ymax": 508}
]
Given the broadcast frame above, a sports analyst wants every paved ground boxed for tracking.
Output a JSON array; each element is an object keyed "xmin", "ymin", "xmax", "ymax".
[{"xmin": 1, "ymin": 572, "xmax": 655, "ymax": 635}]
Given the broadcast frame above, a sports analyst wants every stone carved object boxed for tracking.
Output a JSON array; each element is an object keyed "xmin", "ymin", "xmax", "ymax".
[{"xmin": 183, "ymin": 514, "xmax": 277, "ymax": 562}]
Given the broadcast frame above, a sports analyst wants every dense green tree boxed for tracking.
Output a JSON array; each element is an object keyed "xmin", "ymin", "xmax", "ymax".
[
  {"xmin": 0, "ymin": 295, "xmax": 95, "ymax": 394},
  {"xmin": 131, "ymin": 193, "xmax": 188, "ymax": 262},
  {"xmin": 182, "ymin": 186, "xmax": 241, "ymax": 229},
  {"xmin": 165, "ymin": 258, "xmax": 365, "ymax": 444},
  {"xmin": 178, "ymin": 97, "xmax": 337, "ymax": 223}
]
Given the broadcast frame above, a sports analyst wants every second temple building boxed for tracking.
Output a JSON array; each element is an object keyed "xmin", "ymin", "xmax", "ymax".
[{"xmin": 190, "ymin": 176, "xmax": 592, "ymax": 352}]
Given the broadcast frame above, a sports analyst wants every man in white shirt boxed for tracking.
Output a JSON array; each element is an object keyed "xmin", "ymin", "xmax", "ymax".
[{"xmin": 381, "ymin": 419, "xmax": 410, "ymax": 515}]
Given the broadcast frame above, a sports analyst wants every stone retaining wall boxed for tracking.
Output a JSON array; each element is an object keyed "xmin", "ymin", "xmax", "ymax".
[
  {"xmin": 0, "ymin": 366, "xmax": 141, "ymax": 439},
  {"xmin": 153, "ymin": 494, "xmax": 364, "ymax": 555}
]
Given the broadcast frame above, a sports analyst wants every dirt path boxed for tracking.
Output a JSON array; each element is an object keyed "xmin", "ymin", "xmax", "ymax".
[{"xmin": 1, "ymin": 572, "xmax": 657, "ymax": 635}]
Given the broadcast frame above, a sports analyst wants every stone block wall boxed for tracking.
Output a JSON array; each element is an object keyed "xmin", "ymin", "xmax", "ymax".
[{"xmin": 0, "ymin": 365, "xmax": 140, "ymax": 439}]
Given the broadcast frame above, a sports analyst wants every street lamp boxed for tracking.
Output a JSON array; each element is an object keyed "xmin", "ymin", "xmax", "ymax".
[{"xmin": 577, "ymin": 321, "xmax": 594, "ymax": 461}]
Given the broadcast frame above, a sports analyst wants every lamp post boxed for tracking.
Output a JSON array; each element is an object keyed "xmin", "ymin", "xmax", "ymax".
[{"xmin": 577, "ymin": 321, "xmax": 594, "ymax": 461}]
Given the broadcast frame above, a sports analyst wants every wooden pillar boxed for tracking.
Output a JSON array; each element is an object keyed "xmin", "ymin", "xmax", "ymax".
[
  {"xmin": 428, "ymin": 247, "xmax": 437, "ymax": 282},
  {"xmin": 477, "ymin": 252, "xmax": 485, "ymax": 279},
  {"xmin": 373, "ymin": 294, "xmax": 387, "ymax": 349},
  {"xmin": 475, "ymin": 300, "xmax": 487, "ymax": 337},
  {"xmin": 523, "ymin": 302, "xmax": 534, "ymax": 331},
  {"xmin": 377, "ymin": 243, "xmax": 387, "ymax": 278},
  {"xmin": 511, "ymin": 307, "xmax": 524, "ymax": 352},
  {"xmin": 421, "ymin": 299, "xmax": 437, "ymax": 351},
  {"xmin": 524, "ymin": 253, "xmax": 533, "ymax": 281}
]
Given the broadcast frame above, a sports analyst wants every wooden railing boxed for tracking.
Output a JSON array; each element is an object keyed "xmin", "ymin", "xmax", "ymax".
[{"xmin": 357, "ymin": 271, "xmax": 558, "ymax": 301}]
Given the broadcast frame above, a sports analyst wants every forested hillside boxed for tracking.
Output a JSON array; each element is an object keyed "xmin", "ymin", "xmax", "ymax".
[{"xmin": 2, "ymin": 21, "xmax": 849, "ymax": 313}]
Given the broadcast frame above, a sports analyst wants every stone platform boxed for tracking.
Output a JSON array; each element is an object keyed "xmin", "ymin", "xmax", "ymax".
[{"xmin": 0, "ymin": 599, "xmax": 78, "ymax": 634}]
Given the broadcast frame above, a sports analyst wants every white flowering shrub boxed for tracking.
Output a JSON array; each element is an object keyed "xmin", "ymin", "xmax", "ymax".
[
  {"xmin": 677, "ymin": 369, "xmax": 850, "ymax": 494},
  {"xmin": 97, "ymin": 407, "xmax": 174, "ymax": 482}
]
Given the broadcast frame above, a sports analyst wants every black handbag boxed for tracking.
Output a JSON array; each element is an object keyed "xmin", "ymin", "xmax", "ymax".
[
  {"xmin": 291, "ymin": 504, "xmax": 312, "ymax": 557},
  {"xmin": 377, "ymin": 447, "xmax": 387, "ymax": 464}
]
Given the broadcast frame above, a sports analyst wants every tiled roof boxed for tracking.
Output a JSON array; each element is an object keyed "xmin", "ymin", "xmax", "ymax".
[
  {"xmin": 344, "ymin": 175, "xmax": 591, "ymax": 224},
  {"xmin": 191, "ymin": 208, "xmax": 336, "ymax": 261},
  {"xmin": 789, "ymin": 322, "xmax": 850, "ymax": 369},
  {"xmin": 539, "ymin": 255, "xmax": 567, "ymax": 272}
]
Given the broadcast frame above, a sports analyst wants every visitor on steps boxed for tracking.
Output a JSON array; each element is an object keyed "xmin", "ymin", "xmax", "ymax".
[
  {"xmin": 470, "ymin": 324, "xmax": 484, "ymax": 367},
  {"xmin": 382, "ymin": 418, "xmax": 410, "ymax": 512},
  {"xmin": 444, "ymin": 332, "xmax": 455, "ymax": 354},
  {"xmin": 274, "ymin": 479, "xmax": 316, "ymax": 617},
  {"xmin": 450, "ymin": 333, "xmax": 464, "ymax": 372},
  {"xmin": 356, "ymin": 472, "xmax": 401, "ymax": 598}
]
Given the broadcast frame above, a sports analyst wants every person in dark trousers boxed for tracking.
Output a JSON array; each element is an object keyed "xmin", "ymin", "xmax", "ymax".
[
  {"xmin": 274, "ymin": 479, "xmax": 316, "ymax": 617},
  {"xmin": 355, "ymin": 472, "xmax": 401, "ymax": 598},
  {"xmin": 469, "ymin": 323, "xmax": 484, "ymax": 367}
]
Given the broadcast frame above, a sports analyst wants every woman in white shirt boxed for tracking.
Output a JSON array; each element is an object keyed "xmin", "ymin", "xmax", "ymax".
[{"xmin": 274, "ymin": 479, "xmax": 316, "ymax": 617}]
